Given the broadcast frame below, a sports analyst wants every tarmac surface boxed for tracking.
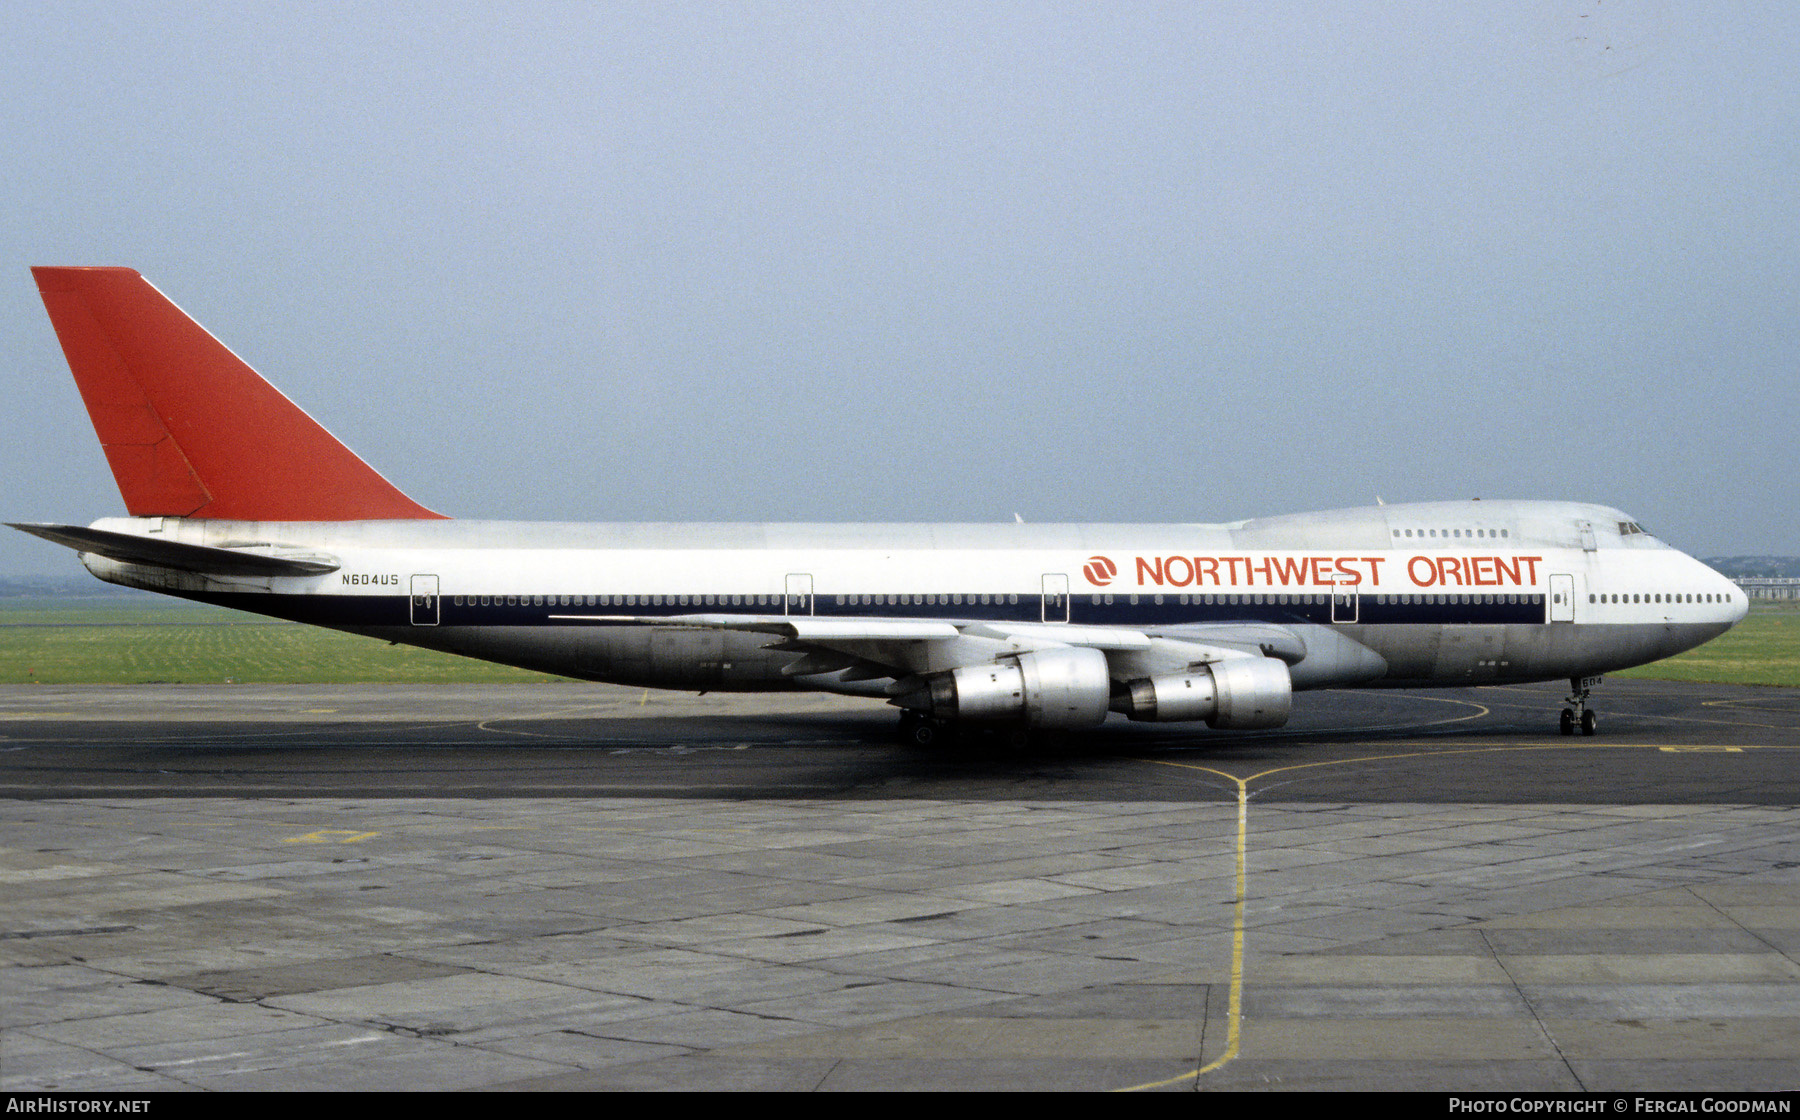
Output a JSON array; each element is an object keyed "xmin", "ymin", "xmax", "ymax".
[{"xmin": 2, "ymin": 678, "xmax": 1798, "ymax": 1091}]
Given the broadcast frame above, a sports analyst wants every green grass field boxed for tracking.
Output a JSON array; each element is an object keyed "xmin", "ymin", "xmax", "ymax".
[
  {"xmin": 0, "ymin": 597, "xmax": 563, "ymax": 684},
  {"xmin": 1612, "ymin": 602, "xmax": 1800, "ymax": 688},
  {"xmin": 2, "ymin": 596, "xmax": 1795, "ymax": 687}
]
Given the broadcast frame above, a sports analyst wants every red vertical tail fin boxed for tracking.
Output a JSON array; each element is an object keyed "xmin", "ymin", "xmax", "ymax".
[{"xmin": 31, "ymin": 266, "xmax": 446, "ymax": 521}]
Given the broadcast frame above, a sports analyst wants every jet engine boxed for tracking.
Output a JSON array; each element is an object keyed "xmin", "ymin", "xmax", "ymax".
[
  {"xmin": 904, "ymin": 646, "xmax": 1112, "ymax": 729},
  {"xmin": 1113, "ymin": 656, "xmax": 1292, "ymax": 729}
]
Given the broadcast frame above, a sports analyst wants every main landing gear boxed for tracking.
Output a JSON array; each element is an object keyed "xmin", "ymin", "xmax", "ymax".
[
  {"xmin": 1560, "ymin": 675, "xmax": 1600, "ymax": 737},
  {"xmin": 896, "ymin": 711, "xmax": 1036, "ymax": 751},
  {"xmin": 897, "ymin": 709, "xmax": 945, "ymax": 747}
]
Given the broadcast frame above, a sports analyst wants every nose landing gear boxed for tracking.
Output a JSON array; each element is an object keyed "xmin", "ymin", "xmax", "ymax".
[{"xmin": 1560, "ymin": 675, "xmax": 1601, "ymax": 736}]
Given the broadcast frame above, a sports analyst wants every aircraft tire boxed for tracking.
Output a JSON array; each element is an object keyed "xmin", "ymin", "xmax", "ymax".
[
  {"xmin": 1560, "ymin": 709, "xmax": 1575, "ymax": 736},
  {"xmin": 1581, "ymin": 709, "xmax": 1598, "ymax": 736}
]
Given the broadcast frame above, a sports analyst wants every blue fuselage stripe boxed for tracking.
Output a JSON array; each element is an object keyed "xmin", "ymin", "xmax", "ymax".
[{"xmin": 172, "ymin": 591, "xmax": 1551, "ymax": 629}]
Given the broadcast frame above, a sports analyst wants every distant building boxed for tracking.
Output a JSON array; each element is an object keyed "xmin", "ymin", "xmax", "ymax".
[
  {"xmin": 1734, "ymin": 578, "xmax": 1800, "ymax": 601},
  {"xmin": 1707, "ymin": 556, "xmax": 1800, "ymax": 580}
]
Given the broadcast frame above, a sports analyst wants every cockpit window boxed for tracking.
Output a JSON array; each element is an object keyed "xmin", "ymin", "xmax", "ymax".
[{"xmin": 1618, "ymin": 521, "xmax": 1648, "ymax": 536}]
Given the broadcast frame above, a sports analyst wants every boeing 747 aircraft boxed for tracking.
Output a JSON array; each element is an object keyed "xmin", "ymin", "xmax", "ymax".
[{"xmin": 12, "ymin": 267, "xmax": 1747, "ymax": 742}]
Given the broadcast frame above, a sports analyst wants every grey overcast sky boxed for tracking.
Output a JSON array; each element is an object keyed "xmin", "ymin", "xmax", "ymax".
[{"xmin": 3, "ymin": 2, "xmax": 1795, "ymax": 576}]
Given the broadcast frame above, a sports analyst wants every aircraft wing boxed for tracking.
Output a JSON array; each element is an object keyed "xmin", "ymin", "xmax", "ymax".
[
  {"xmin": 547, "ymin": 610, "xmax": 1305, "ymax": 690},
  {"xmin": 1140, "ymin": 621, "xmax": 1308, "ymax": 662},
  {"xmin": 545, "ymin": 614, "xmax": 963, "ymax": 641}
]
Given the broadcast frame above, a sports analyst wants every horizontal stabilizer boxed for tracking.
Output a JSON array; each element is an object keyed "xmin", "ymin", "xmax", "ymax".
[{"xmin": 7, "ymin": 523, "xmax": 340, "ymax": 576}]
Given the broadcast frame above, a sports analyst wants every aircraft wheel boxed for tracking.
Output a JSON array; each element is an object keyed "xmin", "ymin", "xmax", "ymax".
[
  {"xmin": 1580, "ymin": 709, "xmax": 1598, "ymax": 737},
  {"xmin": 908, "ymin": 720, "xmax": 940, "ymax": 748},
  {"xmin": 1559, "ymin": 709, "xmax": 1575, "ymax": 736}
]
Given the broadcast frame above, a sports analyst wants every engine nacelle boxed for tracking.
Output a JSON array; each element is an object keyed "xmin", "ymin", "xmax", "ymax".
[
  {"xmin": 1115, "ymin": 657, "xmax": 1293, "ymax": 729},
  {"xmin": 914, "ymin": 646, "xmax": 1111, "ymax": 729}
]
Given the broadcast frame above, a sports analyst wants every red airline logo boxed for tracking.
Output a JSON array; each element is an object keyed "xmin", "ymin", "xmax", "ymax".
[{"xmin": 1083, "ymin": 556, "xmax": 1118, "ymax": 586}]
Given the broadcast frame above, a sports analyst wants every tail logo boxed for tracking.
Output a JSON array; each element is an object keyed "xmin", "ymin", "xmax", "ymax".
[{"xmin": 1083, "ymin": 556, "xmax": 1118, "ymax": 586}]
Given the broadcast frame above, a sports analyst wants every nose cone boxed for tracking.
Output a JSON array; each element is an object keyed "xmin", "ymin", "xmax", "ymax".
[
  {"xmin": 1700, "ymin": 561, "xmax": 1749, "ymax": 628},
  {"xmin": 1726, "ymin": 580, "xmax": 1750, "ymax": 625}
]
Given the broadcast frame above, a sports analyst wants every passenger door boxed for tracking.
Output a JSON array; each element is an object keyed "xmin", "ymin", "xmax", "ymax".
[
  {"xmin": 785, "ymin": 573, "xmax": 814, "ymax": 616},
  {"xmin": 410, "ymin": 574, "xmax": 439, "ymax": 626},
  {"xmin": 1549, "ymin": 573, "xmax": 1575, "ymax": 623}
]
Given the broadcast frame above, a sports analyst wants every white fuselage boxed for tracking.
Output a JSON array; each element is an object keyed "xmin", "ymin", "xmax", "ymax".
[{"xmin": 78, "ymin": 499, "xmax": 1745, "ymax": 706}]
